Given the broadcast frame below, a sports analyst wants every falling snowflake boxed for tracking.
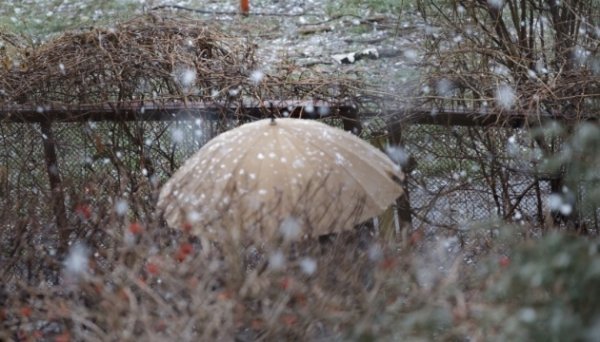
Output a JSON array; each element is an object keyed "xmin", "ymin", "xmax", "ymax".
[
  {"xmin": 249, "ymin": 70, "xmax": 264, "ymax": 85},
  {"xmin": 304, "ymin": 104, "xmax": 315, "ymax": 114},
  {"xmin": 172, "ymin": 67, "xmax": 196, "ymax": 89},
  {"xmin": 487, "ymin": 0, "xmax": 505, "ymax": 9},
  {"xmin": 114, "ymin": 198, "xmax": 129, "ymax": 216},
  {"xmin": 518, "ymin": 307, "xmax": 537, "ymax": 323},
  {"xmin": 560, "ymin": 203, "xmax": 573, "ymax": 216},
  {"xmin": 513, "ymin": 210, "xmax": 523, "ymax": 220},
  {"xmin": 299, "ymin": 257, "xmax": 317, "ymax": 275},
  {"xmin": 495, "ymin": 84, "xmax": 516, "ymax": 109},
  {"xmin": 385, "ymin": 145, "xmax": 410, "ymax": 166},
  {"xmin": 318, "ymin": 106, "xmax": 330, "ymax": 117},
  {"xmin": 268, "ymin": 250, "xmax": 286, "ymax": 270},
  {"xmin": 64, "ymin": 243, "xmax": 89, "ymax": 276},
  {"xmin": 573, "ymin": 46, "xmax": 590, "ymax": 66},
  {"xmin": 403, "ymin": 49, "xmax": 419, "ymax": 61},
  {"xmin": 171, "ymin": 128, "xmax": 184, "ymax": 143},
  {"xmin": 279, "ymin": 217, "xmax": 302, "ymax": 241},
  {"xmin": 547, "ymin": 194, "xmax": 562, "ymax": 210},
  {"xmin": 228, "ymin": 87, "xmax": 240, "ymax": 97},
  {"xmin": 547, "ymin": 193, "xmax": 572, "ymax": 216},
  {"xmin": 186, "ymin": 210, "xmax": 201, "ymax": 223},
  {"xmin": 368, "ymin": 244, "xmax": 383, "ymax": 261},
  {"xmin": 436, "ymin": 79, "xmax": 455, "ymax": 97}
]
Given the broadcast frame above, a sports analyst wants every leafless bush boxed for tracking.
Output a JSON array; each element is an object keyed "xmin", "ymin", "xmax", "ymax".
[
  {"xmin": 389, "ymin": 0, "xmax": 600, "ymax": 232},
  {"xmin": 0, "ymin": 185, "xmax": 502, "ymax": 341},
  {"xmin": 419, "ymin": 0, "xmax": 600, "ymax": 118}
]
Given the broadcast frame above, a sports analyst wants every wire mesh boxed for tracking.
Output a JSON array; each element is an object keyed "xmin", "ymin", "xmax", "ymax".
[
  {"xmin": 403, "ymin": 124, "xmax": 598, "ymax": 234},
  {"xmin": 0, "ymin": 118, "xmax": 597, "ymax": 268}
]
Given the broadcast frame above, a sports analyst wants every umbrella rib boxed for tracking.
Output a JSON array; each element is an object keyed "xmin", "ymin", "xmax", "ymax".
[
  {"xmin": 179, "ymin": 128, "xmax": 268, "ymax": 217},
  {"xmin": 284, "ymin": 129, "xmax": 388, "ymax": 227},
  {"xmin": 295, "ymin": 128, "xmax": 400, "ymax": 209},
  {"xmin": 287, "ymin": 123, "xmax": 395, "ymax": 181},
  {"xmin": 272, "ymin": 125, "xmax": 309, "ymax": 216},
  {"xmin": 322, "ymin": 133, "xmax": 398, "ymax": 182},
  {"xmin": 273, "ymin": 131, "xmax": 349, "ymax": 235},
  {"xmin": 203, "ymin": 128, "xmax": 265, "ymax": 181}
]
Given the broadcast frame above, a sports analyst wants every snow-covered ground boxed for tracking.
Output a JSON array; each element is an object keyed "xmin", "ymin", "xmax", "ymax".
[
  {"xmin": 1, "ymin": 0, "xmax": 425, "ymax": 101},
  {"xmin": 135, "ymin": 0, "xmax": 427, "ymax": 106}
]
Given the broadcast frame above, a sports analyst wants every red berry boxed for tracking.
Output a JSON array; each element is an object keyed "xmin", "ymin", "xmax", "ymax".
[
  {"xmin": 280, "ymin": 277, "xmax": 293, "ymax": 290},
  {"xmin": 55, "ymin": 332, "xmax": 70, "ymax": 342},
  {"xmin": 75, "ymin": 204, "xmax": 92, "ymax": 220},
  {"xmin": 281, "ymin": 314, "xmax": 297, "ymax": 326},
  {"xmin": 182, "ymin": 222, "xmax": 193, "ymax": 233},
  {"xmin": 179, "ymin": 242, "xmax": 193, "ymax": 254},
  {"xmin": 146, "ymin": 262, "xmax": 160, "ymax": 275},
  {"xmin": 175, "ymin": 243, "xmax": 194, "ymax": 262},
  {"xmin": 20, "ymin": 306, "xmax": 32, "ymax": 318},
  {"xmin": 128, "ymin": 222, "xmax": 144, "ymax": 234},
  {"xmin": 499, "ymin": 255, "xmax": 511, "ymax": 268}
]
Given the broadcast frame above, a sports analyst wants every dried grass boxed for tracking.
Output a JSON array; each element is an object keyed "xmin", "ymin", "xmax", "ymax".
[{"xmin": 0, "ymin": 185, "xmax": 474, "ymax": 341}]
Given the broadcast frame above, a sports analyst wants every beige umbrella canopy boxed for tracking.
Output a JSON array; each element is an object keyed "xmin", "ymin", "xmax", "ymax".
[{"xmin": 157, "ymin": 118, "xmax": 404, "ymax": 242}]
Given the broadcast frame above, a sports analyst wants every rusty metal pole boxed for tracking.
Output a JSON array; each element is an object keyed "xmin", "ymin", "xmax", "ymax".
[
  {"xmin": 40, "ymin": 120, "xmax": 69, "ymax": 258},
  {"xmin": 240, "ymin": 0, "xmax": 249, "ymax": 15}
]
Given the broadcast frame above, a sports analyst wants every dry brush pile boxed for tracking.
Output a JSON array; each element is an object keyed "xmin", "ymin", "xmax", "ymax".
[{"xmin": 0, "ymin": 12, "xmax": 363, "ymax": 117}]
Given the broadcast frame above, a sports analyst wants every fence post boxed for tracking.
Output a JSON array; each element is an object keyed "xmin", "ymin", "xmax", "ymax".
[
  {"xmin": 387, "ymin": 120, "xmax": 413, "ymax": 230},
  {"xmin": 40, "ymin": 120, "xmax": 69, "ymax": 259},
  {"xmin": 240, "ymin": 0, "xmax": 249, "ymax": 15}
]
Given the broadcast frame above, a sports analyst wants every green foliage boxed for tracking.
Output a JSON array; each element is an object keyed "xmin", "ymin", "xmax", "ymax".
[
  {"xmin": 486, "ymin": 233, "xmax": 600, "ymax": 341},
  {"xmin": 564, "ymin": 124, "xmax": 600, "ymax": 208},
  {"xmin": 533, "ymin": 122, "xmax": 600, "ymax": 224},
  {"xmin": 474, "ymin": 121, "xmax": 600, "ymax": 340}
]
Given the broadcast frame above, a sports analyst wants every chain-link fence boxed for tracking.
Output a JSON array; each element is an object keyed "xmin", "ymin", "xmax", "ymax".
[
  {"xmin": 403, "ymin": 124, "xmax": 599, "ymax": 234},
  {"xmin": 0, "ymin": 118, "xmax": 226, "ymax": 279},
  {"xmin": 1, "ymin": 118, "xmax": 597, "ymax": 264}
]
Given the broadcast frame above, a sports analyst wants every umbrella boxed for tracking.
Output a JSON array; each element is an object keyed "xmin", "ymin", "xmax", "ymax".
[{"xmin": 157, "ymin": 118, "xmax": 404, "ymax": 241}]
